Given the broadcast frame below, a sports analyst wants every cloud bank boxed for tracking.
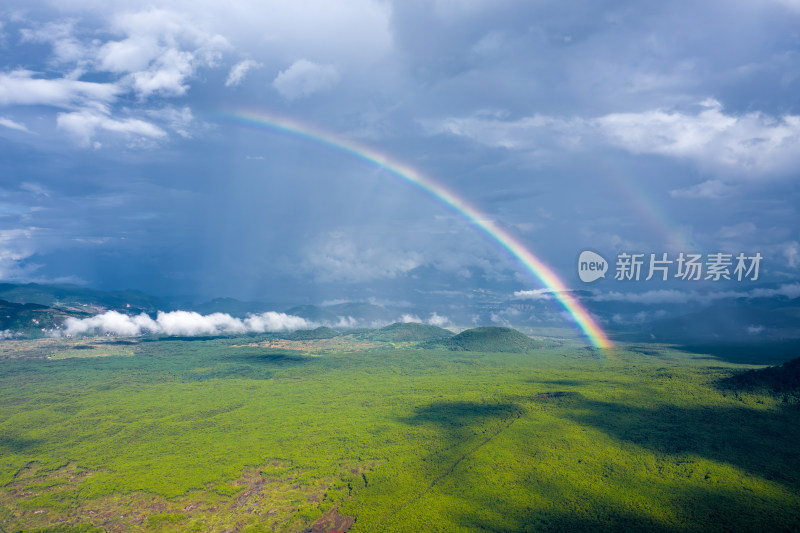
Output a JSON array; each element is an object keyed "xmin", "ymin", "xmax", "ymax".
[
  {"xmin": 590, "ymin": 283, "xmax": 800, "ymax": 305},
  {"xmin": 59, "ymin": 310, "xmax": 312, "ymax": 337}
]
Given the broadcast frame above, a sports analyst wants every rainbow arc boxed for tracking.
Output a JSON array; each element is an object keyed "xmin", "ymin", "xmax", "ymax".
[{"xmin": 227, "ymin": 110, "xmax": 611, "ymax": 349}]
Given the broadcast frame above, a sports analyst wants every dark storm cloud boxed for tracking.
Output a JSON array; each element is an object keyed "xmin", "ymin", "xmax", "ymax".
[{"xmin": 0, "ymin": 0, "xmax": 796, "ymax": 307}]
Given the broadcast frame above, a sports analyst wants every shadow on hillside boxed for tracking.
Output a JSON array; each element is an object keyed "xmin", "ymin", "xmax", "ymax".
[
  {"xmin": 390, "ymin": 396, "xmax": 800, "ymax": 530},
  {"xmin": 673, "ymin": 340, "xmax": 800, "ymax": 365},
  {"xmin": 139, "ymin": 335, "xmax": 235, "ymax": 342},
  {"xmin": 458, "ymin": 481, "xmax": 800, "ymax": 532},
  {"xmin": 563, "ymin": 396, "xmax": 800, "ymax": 491},
  {"xmin": 0, "ymin": 435, "xmax": 41, "ymax": 453},
  {"xmin": 401, "ymin": 401, "xmax": 520, "ymax": 427},
  {"xmin": 530, "ymin": 379, "xmax": 584, "ymax": 386},
  {"xmin": 224, "ymin": 351, "xmax": 311, "ymax": 366}
]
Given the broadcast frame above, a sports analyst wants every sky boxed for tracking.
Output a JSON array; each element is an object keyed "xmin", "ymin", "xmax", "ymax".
[{"xmin": 0, "ymin": 0, "xmax": 799, "ymax": 327}]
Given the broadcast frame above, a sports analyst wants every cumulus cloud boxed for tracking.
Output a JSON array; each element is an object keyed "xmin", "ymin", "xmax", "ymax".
[
  {"xmin": 56, "ymin": 109, "xmax": 166, "ymax": 147},
  {"xmin": 59, "ymin": 310, "xmax": 312, "ymax": 337},
  {"xmin": 127, "ymin": 48, "xmax": 195, "ymax": 97},
  {"xmin": 98, "ymin": 8, "xmax": 229, "ymax": 96},
  {"xmin": 430, "ymin": 99, "xmax": 800, "ymax": 178},
  {"xmin": 0, "ymin": 69, "xmax": 121, "ymax": 107},
  {"xmin": 594, "ymin": 99, "xmax": 800, "ymax": 177},
  {"xmin": 225, "ymin": 59, "xmax": 261, "ymax": 87},
  {"xmin": 145, "ymin": 105, "xmax": 195, "ymax": 137},
  {"xmin": 2, "ymin": 8, "xmax": 229, "ymax": 146},
  {"xmin": 398, "ymin": 312, "xmax": 451, "ymax": 326},
  {"xmin": 20, "ymin": 21, "xmax": 92, "ymax": 67},
  {"xmin": 273, "ymin": 59, "xmax": 340, "ymax": 100},
  {"xmin": 426, "ymin": 312, "xmax": 451, "ymax": 327}
]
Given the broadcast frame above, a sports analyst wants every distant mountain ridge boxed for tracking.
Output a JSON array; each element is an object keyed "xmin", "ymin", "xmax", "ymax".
[
  {"xmin": 0, "ymin": 283, "xmax": 169, "ymax": 314},
  {"xmin": 0, "ymin": 298, "xmax": 90, "ymax": 335},
  {"xmin": 284, "ymin": 303, "xmax": 398, "ymax": 325}
]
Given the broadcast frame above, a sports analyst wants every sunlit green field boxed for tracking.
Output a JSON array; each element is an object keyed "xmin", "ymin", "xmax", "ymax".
[{"xmin": 1, "ymin": 334, "xmax": 798, "ymax": 532}]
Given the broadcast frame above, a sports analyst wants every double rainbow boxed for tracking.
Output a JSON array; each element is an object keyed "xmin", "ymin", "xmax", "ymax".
[{"xmin": 226, "ymin": 111, "xmax": 611, "ymax": 349}]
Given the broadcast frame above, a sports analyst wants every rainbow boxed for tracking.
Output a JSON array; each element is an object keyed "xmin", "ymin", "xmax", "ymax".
[{"xmin": 226, "ymin": 110, "xmax": 612, "ymax": 349}]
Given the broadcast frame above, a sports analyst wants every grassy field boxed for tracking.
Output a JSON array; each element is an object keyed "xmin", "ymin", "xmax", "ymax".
[{"xmin": 0, "ymin": 332, "xmax": 798, "ymax": 532}]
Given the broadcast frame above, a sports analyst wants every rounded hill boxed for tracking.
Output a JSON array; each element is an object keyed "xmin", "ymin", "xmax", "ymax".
[
  {"xmin": 371, "ymin": 322, "xmax": 454, "ymax": 342},
  {"xmin": 438, "ymin": 326, "xmax": 542, "ymax": 352}
]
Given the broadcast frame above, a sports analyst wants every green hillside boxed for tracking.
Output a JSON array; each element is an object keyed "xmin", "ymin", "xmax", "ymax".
[
  {"xmin": 430, "ymin": 326, "xmax": 542, "ymax": 352},
  {"xmin": 286, "ymin": 327, "xmax": 340, "ymax": 340},
  {"xmin": 367, "ymin": 322, "xmax": 454, "ymax": 342},
  {"xmin": 720, "ymin": 356, "xmax": 800, "ymax": 399},
  {"xmin": 0, "ymin": 283, "xmax": 168, "ymax": 314},
  {"xmin": 0, "ymin": 299, "xmax": 90, "ymax": 336}
]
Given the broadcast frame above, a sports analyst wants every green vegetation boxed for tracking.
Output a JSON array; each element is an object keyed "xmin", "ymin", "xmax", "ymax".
[
  {"xmin": 363, "ymin": 322, "xmax": 454, "ymax": 342},
  {"xmin": 0, "ymin": 299, "xmax": 90, "ymax": 337},
  {"xmin": 427, "ymin": 326, "xmax": 544, "ymax": 352},
  {"xmin": 719, "ymin": 355, "xmax": 800, "ymax": 400},
  {"xmin": 0, "ymin": 333, "xmax": 799, "ymax": 531},
  {"xmin": 0, "ymin": 282, "xmax": 168, "ymax": 314},
  {"xmin": 286, "ymin": 326, "xmax": 341, "ymax": 340}
]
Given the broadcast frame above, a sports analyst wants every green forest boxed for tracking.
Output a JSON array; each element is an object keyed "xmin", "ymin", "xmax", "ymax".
[{"xmin": 0, "ymin": 327, "xmax": 798, "ymax": 532}]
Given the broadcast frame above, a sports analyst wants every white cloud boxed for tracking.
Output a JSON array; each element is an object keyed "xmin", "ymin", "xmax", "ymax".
[
  {"xmin": 426, "ymin": 111, "xmax": 575, "ymax": 150},
  {"xmin": 56, "ymin": 109, "xmax": 166, "ymax": 147},
  {"xmin": 669, "ymin": 179, "xmax": 732, "ymax": 199},
  {"xmin": 59, "ymin": 309, "xmax": 312, "ymax": 337},
  {"xmin": 3, "ymin": 7, "xmax": 227, "ymax": 146},
  {"xmin": 332, "ymin": 316, "xmax": 359, "ymax": 328},
  {"xmin": 0, "ymin": 227, "xmax": 39, "ymax": 281},
  {"xmin": 273, "ymin": 59, "xmax": 340, "ymax": 100},
  {"xmin": 146, "ymin": 105, "xmax": 194, "ymax": 137},
  {"xmin": 225, "ymin": 59, "xmax": 261, "ymax": 87},
  {"xmin": 783, "ymin": 241, "xmax": 800, "ymax": 268},
  {"xmin": 97, "ymin": 8, "xmax": 229, "ymax": 92},
  {"xmin": 591, "ymin": 283, "xmax": 800, "ymax": 304},
  {"xmin": 0, "ymin": 116, "xmax": 31, "ymax": 133},
  {"xmin": 513, "ymin": 288, "xmax": 553, "ymax": 300},
  {"xmin": 426, "ymin": 312, "xmax": 450, "ymax": 327},
  {"xmin": 20, "ymin": 21, "xmax": 92, "ymax": 67},
  {"xmin": 399, "ymin": 313, "xmax": 422, "ymax": 323},
  {"xmin": 0, "ymin": 69, "xmax": 120, "ymax": 107},
  {"xmin": 302, "ymin": 234, "xmax": 423, "ymax": 283},
  {"xmin": 595, "ymin": 99, "xmax": 800, "ymax": 177},
  {"xmin": 592, "ymin": 289, "xmax": 693, "ymax": 305},
  {"xmin": 512, "ymin": 288, "xmax": 575, "ymax": 300},
  {"xmin": 431, "ymin": 99, "xmax": 800, "ymax": 178},
  {"xmin": 127, "ymin": 48, "xmax": 195, "ymax": 97},
  {"xmin": 750, "ymin": 283, "xmax": 800, "ymax": 299}
]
